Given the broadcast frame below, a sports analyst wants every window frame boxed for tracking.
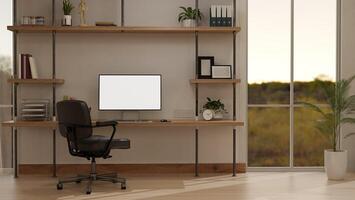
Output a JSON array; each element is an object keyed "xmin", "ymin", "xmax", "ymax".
[{"xmin": 247, "ymin": 0, "xmax": 341, "ymax": 170}]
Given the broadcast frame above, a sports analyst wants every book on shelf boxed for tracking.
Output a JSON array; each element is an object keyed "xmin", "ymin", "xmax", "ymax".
[{"xmin": 18, "ymin": 53, "xmax": 39, "ymax": 79}]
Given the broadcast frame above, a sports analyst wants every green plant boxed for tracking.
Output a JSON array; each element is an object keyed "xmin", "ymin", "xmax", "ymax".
[
  {"xmin": 301, "ymin": 75, "xmax": 355, "ymax": 152},
  {"xmin": 63, "ymin": 0, "xmax": 74, "ymax": 15},
  {"xmin": 178, "ymin": 6, "xmax": 202, "ymax": 22},
  {"xmin": 203, "ymin": 97, "xmax": 227, "ymax": 113}
]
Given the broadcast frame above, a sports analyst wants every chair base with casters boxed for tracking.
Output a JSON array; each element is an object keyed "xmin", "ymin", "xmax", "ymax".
[{"xmin": 56, "ymin": 157, "xmax": 126, "ymax": 194}]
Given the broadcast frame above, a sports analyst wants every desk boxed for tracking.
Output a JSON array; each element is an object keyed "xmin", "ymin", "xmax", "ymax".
[{"xmin": 2, "ymin": 119, "xmax": 244, "ymax": 177}]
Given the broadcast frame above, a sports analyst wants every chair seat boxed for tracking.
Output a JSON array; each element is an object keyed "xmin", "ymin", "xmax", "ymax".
[{"xmin": 78, "ymin": 135, "xmax": 130, "ymax": 157}]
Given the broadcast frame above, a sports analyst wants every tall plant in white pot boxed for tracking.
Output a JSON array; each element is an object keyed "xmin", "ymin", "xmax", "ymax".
[
  {"xmin": 302, "ymin": 75, "xmax": 355, "ymax": 180},
  {"xmin": 62, "ymin": 0, "xmax": 74, "ymax": 26}
]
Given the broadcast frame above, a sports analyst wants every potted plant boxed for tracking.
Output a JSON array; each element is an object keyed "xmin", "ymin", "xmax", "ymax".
[
  {"xmin": 202, "ymin": 97, "xmax": 227, "ymax": 120},
  {"xmin": 302, "ymin": 75, "xmax": 355, "ymax": 180},
  {"xmin": 178, "ymin": 6, "xmax": 202, "ymax": 27},
  {"xmin": 62, "ymin": 0, "xmax": 74, "ymax": 26}
]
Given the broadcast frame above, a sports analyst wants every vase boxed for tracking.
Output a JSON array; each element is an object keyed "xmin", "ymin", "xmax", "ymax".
[
  {"xmin": 324, "ymin": 149, "xmax": 347, "ymax": 180},
  {"xmin": 182, "ymin": 19, "xmax": 196, "ymax": 27},
  {"xmin": 213, "ymin": 111, "xmax": 224, "ymax": 120},
  {"xmin": 62, "ymin": 15, "xmax": 72, "ymax": 26}
]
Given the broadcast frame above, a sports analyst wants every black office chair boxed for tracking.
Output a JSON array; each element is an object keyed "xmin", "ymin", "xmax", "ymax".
[{"xmin": 56, "ymin": 100, "xmax": 130, "ymax": 194}]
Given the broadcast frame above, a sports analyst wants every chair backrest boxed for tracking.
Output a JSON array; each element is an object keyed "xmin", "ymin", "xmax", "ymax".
[{"xmin": 57, "ymin": 100, "xmax": 93, "ymax": 140}]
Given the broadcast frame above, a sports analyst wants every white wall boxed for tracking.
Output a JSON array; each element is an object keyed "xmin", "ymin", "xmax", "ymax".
[
  {"xmin": 341, "ymin": 0, "xmax": 355, "ymax": 172},
  {"xmin": 9, "ymin": 0, "xmax": 248, "ymax": 166}
]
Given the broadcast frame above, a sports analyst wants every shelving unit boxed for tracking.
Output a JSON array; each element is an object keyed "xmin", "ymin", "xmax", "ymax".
[
  {"xmin": 5, "ymin": 0, "xmax": 242, "ymax": 178},
  {"xmin": 9, "ymin": 0, "xmax": 61, "ymax": 178}
]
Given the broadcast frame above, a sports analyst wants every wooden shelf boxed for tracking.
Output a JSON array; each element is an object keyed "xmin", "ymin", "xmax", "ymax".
[
  {"xmin": 8, "ymin": 79, "xmax": 65, "ymax": 85},
  {"xmin": 2, "ymin": 120, "xmax": 244, "ymax": 128},
  {"xmin": 190, "ymin": 79, "xmax": 241, "ymax": 84},
  {"xmin": 8, "ymin": 25, "xmax": 241, "ymax": 34},
  {"xmin": 117, "ymin": 120, "xmax": 244, "ymax": 127},
  {"xmin": 1, "ymin": 120, "xmax": 57, "ymax": 128}
]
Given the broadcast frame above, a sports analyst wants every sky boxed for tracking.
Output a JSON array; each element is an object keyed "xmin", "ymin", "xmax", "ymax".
[
  {"xmin": 0, "ymin": 0, "xmax": 336, "ymax": 83},
  {"xmin": 248, "ymin": 0, "xmax": 337, "ymax": 83},
  {"xmin": 0, "ymin": 0, "xmax": 12, "ymax": 57}
]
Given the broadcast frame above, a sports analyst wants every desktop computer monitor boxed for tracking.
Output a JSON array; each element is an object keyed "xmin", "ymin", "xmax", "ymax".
[{"xmin": 99, "ymin": 74, "xmax": 162, "ymax": 111}]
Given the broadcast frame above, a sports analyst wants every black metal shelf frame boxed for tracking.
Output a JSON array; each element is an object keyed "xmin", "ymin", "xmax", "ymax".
[
  {"xmin": 11, "ymin": 0, "xmax": 239, "ymax": 178},
  {"xmin": 193, "ymin": 0, "xmax": 238, "ymax": 177},
  {"xmin": 11, "ymin": 0, "xmax": 58, "ymax": 178}
]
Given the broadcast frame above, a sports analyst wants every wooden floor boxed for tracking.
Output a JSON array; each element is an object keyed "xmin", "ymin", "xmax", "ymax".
[{"xmin": 1, "ymin": 172, "xmax": 355, "ymax": 200}]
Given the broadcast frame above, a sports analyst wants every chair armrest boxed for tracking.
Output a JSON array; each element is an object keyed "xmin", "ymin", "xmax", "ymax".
[{"xmin": 94, "ymin": 120, "xmax": 118, "ymax": 127}]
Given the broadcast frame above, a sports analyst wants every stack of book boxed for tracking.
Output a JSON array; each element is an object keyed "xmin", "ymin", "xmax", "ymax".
[
  {"xmin": 20, "ymin": 99, "xmax": 50, "ymax": 121},
  {"xmin": 18, "ymin": 54, "xmax": 39, "ymax": 79},
  {"xmin": 210, "ymin": 5, "xmax": 233, "ymax": 27}
]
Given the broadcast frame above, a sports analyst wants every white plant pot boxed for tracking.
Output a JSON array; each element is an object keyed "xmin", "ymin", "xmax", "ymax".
[
  {"xmin": 63, "ymin": 15, "xmax": 72, "ymax": 26},
  {"xmin": 213, "ymin": 112, "xmax": 224, "ymax": 120},
  {"xmin": 182, "ymin": 19, "xmax": 196, "ymax": 27},
  {"xmin": 324, "ymin": 149, "xmax": 347, "ymax": 180}
]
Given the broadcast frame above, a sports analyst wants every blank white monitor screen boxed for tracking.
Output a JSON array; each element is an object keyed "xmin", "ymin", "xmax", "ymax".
[{"xmin": 99, "ymin": 74, "xmax": 162, "ymax": 110}]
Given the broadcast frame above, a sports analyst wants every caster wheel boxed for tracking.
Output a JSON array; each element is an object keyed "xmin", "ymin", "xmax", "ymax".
[
  {"xmin": 121, "ymin": 183, "xmax": 126, "ymax": 190},
  {"xmin": 86, "ymin": 191, "xmax": 91, "ymax": 195},
  {"xmin": 57, "ymin": 183, "xmax": 63, "ymax": 190}
]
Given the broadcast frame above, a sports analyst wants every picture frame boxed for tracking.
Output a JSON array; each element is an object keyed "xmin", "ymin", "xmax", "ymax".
[
  {"xmin": 198, "ymin": 56, "xmax": 214, "ymax": 79},
  {"xmin": 211, "ymin": 65, "xmax": 232, "ymax": 79}
]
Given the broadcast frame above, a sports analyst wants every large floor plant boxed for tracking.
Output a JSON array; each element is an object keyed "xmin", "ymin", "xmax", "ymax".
[{"xmin": 301, "ymin": 75, "xmax": 355, "ymax": 179}]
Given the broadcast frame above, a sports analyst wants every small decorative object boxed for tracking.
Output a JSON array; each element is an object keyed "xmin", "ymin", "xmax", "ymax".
[
  {"xmin": 178, "ymin": 6, "xmax": 202, "ymax": 27},
  {"xmin": 198, "ymin": 56, "xmax": 214, "ymax": 79},
  {"xmin": 62, "ymin": 0, "xmax": 74, "ymax": 26},
  {"xmin": 302, "ymin": 75, "xmax": 355, "ymax": 180},
  {"xmin": 212, "ymin": 65, "xmax": 232, "ymax": 79},
  {"xmin": 30, "ymin": 16, "xmax": 36, "ymax": 24},
  {"xmin": 202, "ymin": 97, "xmax": 227, "ymax": 120},
  {"xmin": 79, "ymin": 0, "xmax": 88, "ymax": 26},
  {"xmin": 35, "ymin": 16, "xmax": 45, "ymax": 25},
  {"xmin": 63, "ymin": 95, "xmax": 76, "ymax": 100},
  {"xmin": 95, "ymin": 21, "xmax": 117, "ymax": 26},
  {"xmin": 21, "ymin": 16, "xmax": 45, "ymax": 25},
  {"xmin": 21, "ymin": 16, "xmax": 30, "ymax": 25},
  {"xmin": 202, "ymin": 109, "xmax": 214, "ymax": 121}
]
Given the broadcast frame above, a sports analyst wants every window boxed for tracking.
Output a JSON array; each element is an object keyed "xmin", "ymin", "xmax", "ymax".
[
  {"xmin": 248, "ymin": 0, "xmax": 336, "ymax": 167},
  {"xmin": 0, "ymin": 0, "xmax": 13, "ymax": 169}
]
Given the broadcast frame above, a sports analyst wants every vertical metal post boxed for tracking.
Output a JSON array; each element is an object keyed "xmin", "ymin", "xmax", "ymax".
[
  {"xmin": 52, "ymin": 0, "xmax": 55, "ymax": 25},
  {"xmin": 12, "ymin": 0, "xmax": 18, "ymax": 178},
  {"xmin": 194, "ymin": 0, "xmax": 199, "ymax": 177},
  {"xmin": 52, "ymin": 30, "xmax": 57, "ymax": 177},
  {"xmin": 336, "ymin": 0, "xmax": 342, "ymax": 150},
  {"xmin": 121, "ymin": 0, "xmax": 125, "ymax": 26},
  {"xmin": 290, "ymin": 0, "xmax": 295, "ymax": 168},
  {"xmin": 336, "ymin": 0, "xmax": 341, "ymax": 82},
  {"xmin": 14, "ymin": 129, "xmax": 18, "ymax": 178},
  {"xmin": 52, "ymin": 0, "xmax": 57, "ymax": 177},
  {"xmin": 232, "ymin": 0, "xmax": 237, "ymax": 177},
  {"xmin": 232, "ymin": 31, "xmax": 237, "ymax": 176},
  {"xmin": 194, "ymin": 32, "xmax": 199, "ymax": 177}
]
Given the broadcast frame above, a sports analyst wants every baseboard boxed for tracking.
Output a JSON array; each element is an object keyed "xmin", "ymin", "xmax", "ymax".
[
  {"xmin": 19, "ymin": 163, "xmax": 246, "ymax": 175},
  {"xmin": 0, "ymin": 168, "xmax": 13, "ymax": 175}
]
